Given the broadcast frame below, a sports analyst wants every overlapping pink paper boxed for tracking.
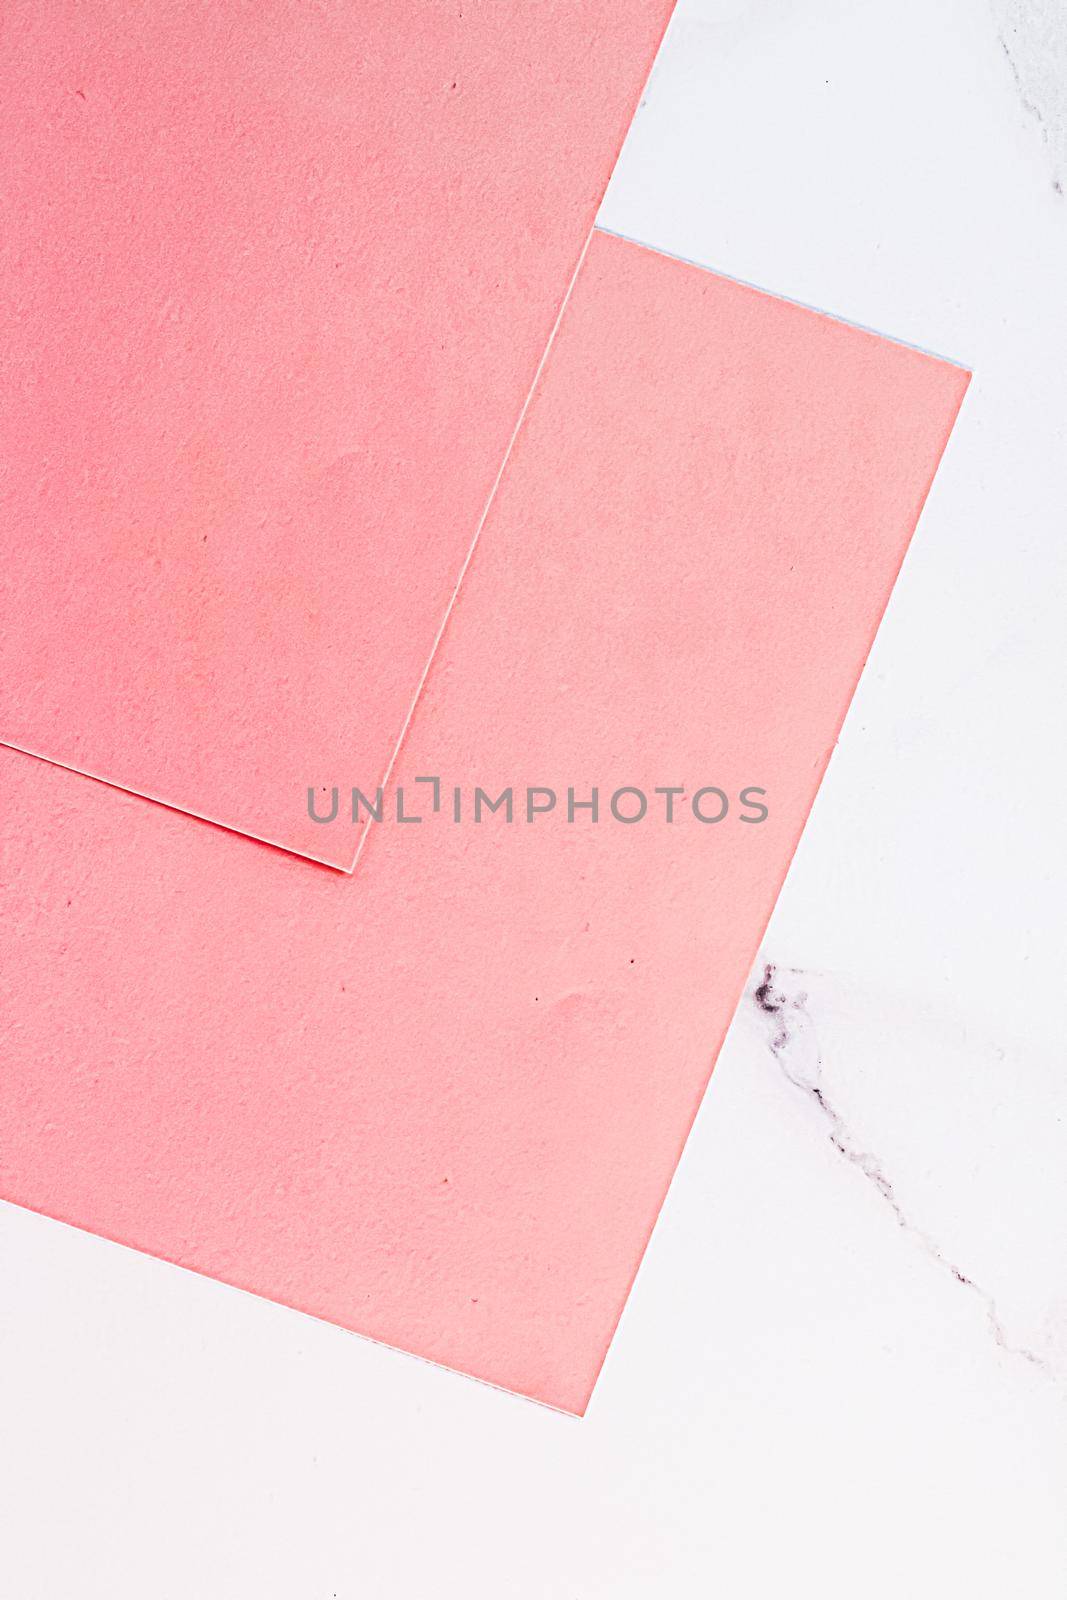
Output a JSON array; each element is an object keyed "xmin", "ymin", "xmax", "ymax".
[
  {"xmin": 0, "ymin": 233, "xmax": 969, "ymax": 1412},
  {"xmin": 0, "ymin": 1, "xmax": 674, "ymax": 866}
]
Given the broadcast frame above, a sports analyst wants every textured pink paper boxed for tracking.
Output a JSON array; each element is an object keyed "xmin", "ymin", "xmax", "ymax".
[
  {"xmin": 0, "ymin": 1, "xmax": 673, "ymax": 867},
  {"xmin": 0, "ymin": 234, "xmax": 969, "ymax": 1412}
]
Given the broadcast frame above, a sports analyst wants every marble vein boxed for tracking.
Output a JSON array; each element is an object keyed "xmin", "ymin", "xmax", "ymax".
[
  {"xmin": 750, "ymin": 962, "xmax": 1055, "ymax": 1379},
  {"xmin": 993, "ymin": 0, "xmax": 1067, "ymax": 194}
]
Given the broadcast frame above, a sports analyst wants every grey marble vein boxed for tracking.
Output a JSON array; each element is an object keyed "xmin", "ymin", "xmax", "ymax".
[
  {"xmin": 993, "ymin": 0, "xmax": 1067, "ymax": 193},
  {"xmin": 749, "ymin": 962, "xmax": 1055, "ymax": 1378}
]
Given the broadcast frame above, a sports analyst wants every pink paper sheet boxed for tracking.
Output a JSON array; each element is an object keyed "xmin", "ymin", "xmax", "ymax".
[
  {"xmin": 0, "ymin": 233, "xmax": 969, "ymax": 1412},
  {"xmin": 0, "ymin": 1, "xmax": 673, "ymax": 867}
]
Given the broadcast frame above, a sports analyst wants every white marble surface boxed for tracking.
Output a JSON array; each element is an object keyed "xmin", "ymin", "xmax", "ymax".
[{"xmin": 2, "ymin": 2, "xmax": 1065, "ymax": 1594}]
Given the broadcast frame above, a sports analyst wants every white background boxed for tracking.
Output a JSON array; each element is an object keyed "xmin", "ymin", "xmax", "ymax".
[{"xmin": 3, "ymin": 2, "xmax": 1065, "ymax": 1594}]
